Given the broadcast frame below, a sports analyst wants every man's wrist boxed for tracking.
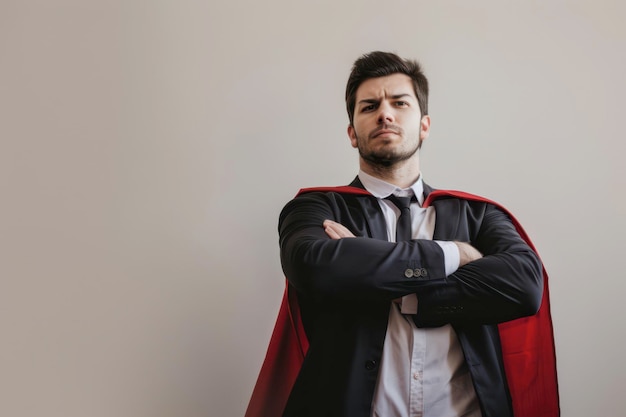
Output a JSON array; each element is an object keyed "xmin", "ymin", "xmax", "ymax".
[{"xmin": 434, "ymin": 240, "xmax": 460, "ymax": 276}]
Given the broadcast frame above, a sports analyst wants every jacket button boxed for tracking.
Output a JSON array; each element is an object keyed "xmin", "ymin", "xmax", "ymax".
[
  {"xmin": 413, "ymin": 268, "xmax": 422, "ymax": 277},
  {"xmin": 420, "ymin": 268, "xmax": 428, "ymax": 277},
  {"xmin": 365, "ymin": 360, "xmax": 377, "ymax": 370},
  {"xmin": 404, "ymin": 269, "xmax": 414, "ymax": 278}
]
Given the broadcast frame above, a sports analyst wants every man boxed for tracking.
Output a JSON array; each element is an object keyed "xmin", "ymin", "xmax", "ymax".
[{"xmin": 246, "ymin": 51, "xmax": 558, "ymax": 417}]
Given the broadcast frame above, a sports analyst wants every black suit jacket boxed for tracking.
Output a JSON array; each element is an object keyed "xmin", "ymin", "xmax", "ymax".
[{"xmin": 278, "ymin": 178, "xmax": 543, "ymax": 417}]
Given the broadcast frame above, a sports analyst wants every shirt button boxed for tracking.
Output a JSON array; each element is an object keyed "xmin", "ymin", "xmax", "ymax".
[{"xmin": 413, "ymin": 372, "xmax": 420, "ymax": 380}]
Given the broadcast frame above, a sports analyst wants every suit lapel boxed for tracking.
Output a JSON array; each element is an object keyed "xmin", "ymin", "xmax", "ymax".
[
  {"xmin": 349, "ymin": 177, "xmax": 388, "ymax": 240},
  {"xmin": 424, "ymin": 183, "xmax": 461, "ymax": 240}
]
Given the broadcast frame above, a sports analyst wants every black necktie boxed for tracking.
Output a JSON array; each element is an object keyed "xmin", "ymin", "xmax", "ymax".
[{"xmin": 385, "ymin": 194, "xmax": 413, "ymax": 242}]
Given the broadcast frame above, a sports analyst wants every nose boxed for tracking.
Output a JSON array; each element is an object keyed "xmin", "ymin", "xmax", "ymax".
[{"xmin": 377, "ymin": 102, "xmax": 394, "ymax": 124}]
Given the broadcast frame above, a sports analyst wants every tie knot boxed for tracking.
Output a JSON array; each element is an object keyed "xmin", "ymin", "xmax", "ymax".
[{"xmin": 385, "ymin": 194, "xmax": 414, "ymax": 211}]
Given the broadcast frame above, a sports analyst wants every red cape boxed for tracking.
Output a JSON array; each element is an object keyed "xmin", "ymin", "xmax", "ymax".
[{"xmin": 245, "ymin": 187, "xmax": 559, "ymax": 417}]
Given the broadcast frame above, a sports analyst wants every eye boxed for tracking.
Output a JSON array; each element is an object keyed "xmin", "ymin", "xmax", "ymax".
[
  {"xmin": 395, "ymin": 101, "xmax": 409, "ymax": 107},
  {"xmin": 361, "ymin": 104, "xmax": 377, "ymax": 112}
]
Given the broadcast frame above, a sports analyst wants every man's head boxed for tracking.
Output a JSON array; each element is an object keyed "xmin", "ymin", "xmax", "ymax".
[
  {"xmin": 345, "ymin": 51, "xmax": 429, "ymax": 126},
  {"xmin": 346, "ymin": 52, "xmax": 431, "ymax": 172}
]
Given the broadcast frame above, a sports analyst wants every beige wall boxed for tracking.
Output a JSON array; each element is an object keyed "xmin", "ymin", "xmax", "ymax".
[{"xmin": 2, "ymin": 1, "xmax": 625, "ymax": 416}]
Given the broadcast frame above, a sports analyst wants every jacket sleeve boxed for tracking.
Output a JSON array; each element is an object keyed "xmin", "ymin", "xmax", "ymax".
[
  {"xmin": 413, "ymin": 203, "xmax": 544, "ymax": 327},
  {"xmin": 278, "ymin": 192, "xmax": 447, "ymax": 302}
]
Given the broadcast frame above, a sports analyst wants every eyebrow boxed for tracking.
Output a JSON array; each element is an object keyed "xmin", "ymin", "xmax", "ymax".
[{"xmin": 357, "ymin": 93, "xmax": 414, "ymax": 105}]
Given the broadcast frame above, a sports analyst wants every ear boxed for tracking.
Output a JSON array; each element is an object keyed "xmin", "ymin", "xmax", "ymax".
[
  {"xmin": 347, "ymin": 124, "xmax": 358, "ymax": 148},
  {"xmin": 419, "ymin": 115, "xmax": 431, "ymax": 141}
]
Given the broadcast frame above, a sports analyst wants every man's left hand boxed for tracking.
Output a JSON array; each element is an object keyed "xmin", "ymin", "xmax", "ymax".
[{"xmin": 323, "ymin": 219, "xmax": 356, "ymax": 239}]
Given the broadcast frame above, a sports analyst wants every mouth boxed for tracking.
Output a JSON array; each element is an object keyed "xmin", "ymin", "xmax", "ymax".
[{"xmin": 371, "ymin": 129, "xmax": 399, "ymax": 139}]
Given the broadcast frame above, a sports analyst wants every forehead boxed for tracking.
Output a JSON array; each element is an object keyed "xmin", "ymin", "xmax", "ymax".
[{"xmin": 355, "ymin": 73, "xmax": 416, "ymax": 100}]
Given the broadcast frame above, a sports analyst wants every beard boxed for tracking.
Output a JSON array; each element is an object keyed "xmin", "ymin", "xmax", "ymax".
[{"xmin": 355, "ymin": 126, "xmax": 422, "ymax": 168}]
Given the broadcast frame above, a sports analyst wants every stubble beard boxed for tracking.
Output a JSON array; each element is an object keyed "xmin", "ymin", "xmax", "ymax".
[{"xmin": 356, "ymin": 133, "xmax": 422, "ymax": 169}]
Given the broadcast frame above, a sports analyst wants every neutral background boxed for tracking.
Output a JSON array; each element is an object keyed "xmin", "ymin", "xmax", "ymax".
[{"xmin": 2, "ymin": 1, "xmax": 625, "ymax": 416}]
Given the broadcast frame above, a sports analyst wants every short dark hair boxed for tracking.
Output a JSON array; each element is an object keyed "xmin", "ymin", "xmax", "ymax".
[{"xmin": 345, "ymin": 51, "xmax": 429, "ymax": 125}]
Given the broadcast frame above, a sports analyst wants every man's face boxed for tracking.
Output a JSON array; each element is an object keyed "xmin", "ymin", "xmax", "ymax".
[{"xmin": 347, "ymin": 73, "xmax": 430, "ymax": 167}]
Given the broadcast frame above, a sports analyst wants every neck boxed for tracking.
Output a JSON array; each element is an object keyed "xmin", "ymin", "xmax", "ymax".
[{"xmin": 359, "ymin": 157, "xmax": 421, "ymax": 189}]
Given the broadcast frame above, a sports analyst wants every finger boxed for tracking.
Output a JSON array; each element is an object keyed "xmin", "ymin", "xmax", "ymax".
[
  {"xmin": 323, "ymin": 220, "xmax": 341, "ymax": 239},
  {"xmin": 330, "ymin": 222, "xmax": 354, "ymax": 238},
  {"xmin": 324, "ymin": 224, "xmax": 341, "ymax": 239},
  {"xmin": 323, "ymin": 220, "xmax": 355, "ymax": 239}
]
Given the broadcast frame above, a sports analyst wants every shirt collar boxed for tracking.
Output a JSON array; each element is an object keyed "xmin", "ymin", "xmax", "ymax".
[{"xmin": 358, "ymin": 169, "xmax": 425, "ymax": 206}]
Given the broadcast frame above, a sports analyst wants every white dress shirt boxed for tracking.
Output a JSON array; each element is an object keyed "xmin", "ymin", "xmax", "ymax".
[{"xmin": 358, "ymin": 170, "xmax": 482, "ymax": 417}]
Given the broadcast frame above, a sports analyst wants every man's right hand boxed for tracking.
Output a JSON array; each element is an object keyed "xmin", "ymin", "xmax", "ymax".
[{"xmin": 455, "ymin": 241, "xmax": 483, "ymax": 267}]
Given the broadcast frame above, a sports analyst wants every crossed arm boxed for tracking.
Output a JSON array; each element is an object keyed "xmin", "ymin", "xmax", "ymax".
[
  {"xmin": 323, "ymin": 219, "xmax": 484, "ymax": 267},
  {"xmin": 323, "ymin": 219, "xmax": 484, "ymax": 307},
  {"xmin": 279, "ymin": 194, "xmax": 543, "ymax": 326}
]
